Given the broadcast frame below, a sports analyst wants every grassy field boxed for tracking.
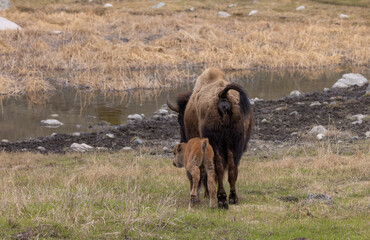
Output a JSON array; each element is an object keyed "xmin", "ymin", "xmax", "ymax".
[
  {"xmin": 1, "ymin": 142, "xmax": 369, "ymax": 239},
  {"xmin": 0, "ymin": 0, "xmax": 369, "ymax": 95}
]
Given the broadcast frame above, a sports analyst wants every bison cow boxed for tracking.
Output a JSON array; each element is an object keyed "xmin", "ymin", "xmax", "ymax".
[{"xmin": 167, "ymin": 67, "xmax": 253, "ymax": 209}]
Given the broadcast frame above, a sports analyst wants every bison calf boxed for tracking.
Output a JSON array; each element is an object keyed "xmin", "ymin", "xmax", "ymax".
[{"xmin": 173, "ymin": 137, "xmax": 217, "ymax": 209}]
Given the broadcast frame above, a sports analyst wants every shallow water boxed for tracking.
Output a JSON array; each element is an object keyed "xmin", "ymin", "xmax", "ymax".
[{"xmin": 0, "ymin": 69, "xmax": 368, "ymax": 141}]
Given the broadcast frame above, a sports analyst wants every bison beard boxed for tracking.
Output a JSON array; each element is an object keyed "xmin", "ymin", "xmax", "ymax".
[{"xmin": 168, "ymin": 68, "xmax": 253, "ymax": 209}]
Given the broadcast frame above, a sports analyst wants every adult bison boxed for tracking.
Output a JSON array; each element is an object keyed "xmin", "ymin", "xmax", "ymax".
[{"xmin": 167, "ymin": 68, "xmax": 253, "ymax": 209}]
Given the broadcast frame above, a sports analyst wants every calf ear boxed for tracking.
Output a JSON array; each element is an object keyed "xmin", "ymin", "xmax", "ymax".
[{"xmin": 177, "ymin": 144, "xmax": 182, "ymax": 152}]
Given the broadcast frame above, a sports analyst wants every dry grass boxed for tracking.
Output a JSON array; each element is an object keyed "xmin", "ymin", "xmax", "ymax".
[
  {"xmin": 0, "ymin": 0, "xmax": 369, "ymax": 95},
  {"xmin": 0, "ymin": 141, "xmax": 369, "ymax": 238}
]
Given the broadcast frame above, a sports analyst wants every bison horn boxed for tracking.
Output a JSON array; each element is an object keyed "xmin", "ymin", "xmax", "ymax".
[{"xmin": 166, "ymin": 94, "xmax": 179, "ymax": 113}]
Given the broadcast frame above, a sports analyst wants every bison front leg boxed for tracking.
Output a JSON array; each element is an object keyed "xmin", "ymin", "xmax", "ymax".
[
  {"xmin": 215, "ymin": 153, "xmax": 228, "ymax": 209},
  {"xmin": 227, "ymin": 150, "xmax": 238, "ymax": 204},
  {"xmin": 188, "ymin": 166, "xmax": 200, "ymax": 209}
]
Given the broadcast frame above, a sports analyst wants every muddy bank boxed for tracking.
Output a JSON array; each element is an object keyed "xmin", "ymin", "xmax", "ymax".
[{"xmin": 1, "ymin": 85, "xmax": 369, "ymax": 154}]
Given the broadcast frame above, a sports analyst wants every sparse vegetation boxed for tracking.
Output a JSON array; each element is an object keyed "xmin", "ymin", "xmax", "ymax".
[
  {"xmin": 0, "ymin": 142, "xmax": 369, "ymax": 239},
  {"xmin": 0, "ymin": 0, "xmax": 369, "ymax": 95}
]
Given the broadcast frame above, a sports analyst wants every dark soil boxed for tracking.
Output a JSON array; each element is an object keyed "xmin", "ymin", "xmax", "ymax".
[{"xmin": 1, "ymin": 85, "xmax": 369, "ymax": 154}]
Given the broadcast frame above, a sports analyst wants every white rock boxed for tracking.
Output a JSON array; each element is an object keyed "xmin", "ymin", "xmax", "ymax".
[
  {"xmin": 296, "ymin": 6, "xmax": 305, "ymax": 11},
  {"xmin": 218, "ymin": 11, "xmax": 231, "ymax": 18},
  {"xmin": 50, "ymin": 114, "xmax": 59, "ymax": 117},
  {"xmin": 316, "ymin": 133, "xmax": 324, "ymax": 140},
  {"xmin": 122, "ymin": 147, "xmax": 133, "ymax": 151},
  {"xmin": 261, "ymin": 118, "xmax": 268, "ymax": 123},
  {"xmin": 37, "ymin": 146, "xmax": 46, "ymax": 151},
  {"xmin": 250, "ymin": 97, "xmax": 262, "ymax": 105},
  {"xmin": 289, "ymin": 111, "xmax": 299, "ymax": 116},
  {"xmin": 0, "ymin": 17, "xmax": 22, "ymax": 31},
  {"xmin": 70, "ymin": 143, "xmax": 94, "ymax": 152},
  {"xmin": 51, "ymin": 133, "xmax": 57, "ymax": 137},
  {"xmin": 76, "ymin": 125, "xmax": 81, "ymax": 129},
  {"xmin": 323, "ymin": 88, "xmax": 330, "ymax": 92},
  {"xmin": 1, "ymin": 139, "xmax": 9, "ymax": 143},
  {"xmin": 0, "ymin": 0, "xmax": 11, "ymax": 11},
  {"xmin": 310, "ymin": 101, "xmax": 321, "ymax": 107},
  {"xmin": 309, "ymin": 125, "xmax": 327, "ymax": 135},
  {"xmin": 339, "ymin": 14, "xmax": 349, "ymax": 19},
  {"xmin": 52, "ymin": 30, "xmax": 62, "ymax": 35},
  {"xmin": 133, "ymin": 139, "xmax": 144, "ymax": 145},
  {"xmin": 351, "ymin": 114, "xmax": 366, "ymax": 125},
  {"xmin": 106, "ymin": 133, "xmax": 115, "ymax": 138},
  {"xmin": 365, "ymin": 131, "xmax": 370, "ymax": 138},
  {"xmin": 189, "ymin": 7, "xmax": 195, "ymax": 12},
  {"xmin": 332, "ymin": 73, "xmax": 368, "ymax": 88},
  {"xmin": 72, "ymin": 132, "xmax": 81, "ymax": 137},
  {"xmin": 152, "ymin": 2, "xmax": 165, "ymax": 9},
  {"xmin": 290, "ymin": 90, "xmax": 301, "ymax": 97},
  {"xmin": 248, "ymin": 10, "xmax": 258, "ymax": 16},
  {"xmin": 40, "ymin": 119, "xmax": 64, "ymax": 126},
  {"xmin": 155, "ymin": 109, "xmax": 168, "ymax": 115},
  {"xmin": 104, "ymin": 3, "xmax": 113, "ymax": 8},
  {"xmin": 228, "ymin": 4, "xmax": 237, "ymax": 8},
  {"xmin": 127, "ymin": 114, "xmax": 143, "ymax": 121},
  {"xmin": 96, "ymin": 147, "xmax": 108, "ymax": 151}
]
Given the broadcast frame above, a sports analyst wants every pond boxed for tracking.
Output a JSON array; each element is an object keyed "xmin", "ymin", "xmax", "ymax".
[{"xmin": 0, "ymin": 69, "xmax": 368, "ymax": 141}]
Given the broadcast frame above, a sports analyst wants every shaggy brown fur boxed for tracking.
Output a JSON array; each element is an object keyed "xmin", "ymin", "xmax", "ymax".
[
  {"xmin": 173, "ymin": 137, "xmax": 217, "ymax": 209},
  {"xmin": 168, "ymin": 67, "xmax": 253, "ymax": 209}
]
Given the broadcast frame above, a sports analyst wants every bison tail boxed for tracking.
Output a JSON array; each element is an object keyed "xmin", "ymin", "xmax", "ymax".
[
  {"xmin": 201, "ymin": 138, "xmax": 209, "ymax": 153},
  {"xmin": 218, "ymin": 83, "xmax": 250, "ymax": 115}
]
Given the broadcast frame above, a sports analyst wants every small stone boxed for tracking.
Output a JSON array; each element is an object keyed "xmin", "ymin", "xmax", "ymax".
[
  {"xmin": 316, "ymin": 133, "xmax": 324, "ymax": 140},
  {"xmin": 366, "ymin": 84, "xmax": 370, "ymax": 94},
  {"xmin": 50, "ymin": 114, "xmax": 59, "ymax": 117},
  {"xmin": 323, "ymin": 88, "xmax": 330, "ymax": 92},
  {"xmin": 228, "ymin": 4, "xmax": 237, "ymax": 8},
  {"xmin": 0, "ymin": 17, "xmax": 22, "ymax": 31},
  {"xmin": 106, "ymin": 133, "xmax": 115, "ymax": 138},
  {"xmin": 164, "ymin": 114, "xmax": 178, "ymax": 120},
  {"xmin": 51, "ymin": 133, "xmax": 57, "ymax": 137},
  {"xmin": 289, "ymin": 111, "xmax": 299, "ymax": 116},
  {"xmin": 296, "ymin": 6, "xmax": 305, "ymax": 11},
  {"xmin": 127, "ymin": 114, "xmax": 143, "ymax": 121},
  {"xmin": 163, "ymin": 147, "xmax": 171, "ymax": 152},
  {"xmin": 1, "ymin": 139, "xmax": 9, "ymax": 143},
  {"xmin": 171, "ymin": 142, "xmax": 180, "ymax": 148},
  {"xmin": 276, "ymin": 106, "xmax": 287, "ymax": 111},
  {"xmin": 351, "ymin": 114, "xmax": 366, "ymax": 125},
  {"xmin": 51, "ymin": 30, "xmax": 62, "ymax": 35},
  {"xmin": 339, "ymin": 14, "xmax": 349, "ymax": 19},
  {"xmin": 37, "ymin": 146, "xmax": 46, "ymax": 152},
  {"xmin": 133, "ymin": 139, "xmax": 144, "ymax": 145},
  {"xmin": 104, "ymin": 3, "xmax": 113, "ymax": 8},
  {"xmin": 248, "ymin": 10, "xmax": 258, "ymax": 16},
  {"xmin": 152, "ymin": 2, "xmax": 165, "ymax": 9},
  {"xmin": 41, "ymin": 119, "xmax": 64, "ymax": 126},
  {"xmin": 72, "ymin": 132, "xmax": 81, "ymax": 137},
  {"xmin": 76, "ymin": 125, "xmax": 81, "ymax": 129},
  {"xmin": 189, "ymin": 7, "xmax": 195, "ymax": 12},
  {"xmin": 155, "ymin": 109, "xmax": 168, "ymax": 116},
  {"xmin": 261, "ymin": 118, "xmax": 268, "ymax": 123},
  {"xmin": 310, "ymin": 101, "xmax": 321, "ymax": 107},
  {"xmin": 291, "ymin": 132, "xmax": 298, "ymax": 136},
  {"xmin": 352, "ymin": 136, "xmax": 359, "ymax": 140},
  {"xmin": 96, "ymin": 147, "xmax": 108, "ymax": 151},
  {"xmin": 309, "ymin": 125, "xmax": 327, "ymax": 135},
  {"xmin": 70, "ymin": 143, "xmax": 94, "ymax": 152},
  {"xmin": 365, "ymin": 131, "xmax": 370, "ymax": 138},
  {"xmin": 122, "ymin": 147, "xmax": 133, "ymax": 151},
  {"xmin": 218, "ymin": 11, "xmax": 231, "ymax": 18},
  {"xmin": 290, "ymin": 90, "xmax": 301, "ymax": 97}
]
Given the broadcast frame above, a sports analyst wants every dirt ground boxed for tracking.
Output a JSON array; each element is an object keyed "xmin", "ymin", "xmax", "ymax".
[{"xmin": 1, "ymin": 84, "xmax": 369, "ymax": 154}]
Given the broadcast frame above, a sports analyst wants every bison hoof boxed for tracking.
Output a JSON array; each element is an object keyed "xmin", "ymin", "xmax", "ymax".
[
  {"xmin": 229, "ymin": 192, "xmax": 239, "ymax": 204},
  {"xmin": 217, "ymin": 192, "xmax": 228, "ymax": 209},
  {"xmin": 218, "ymin": 201, "xmax": 229, "ymax": 209}
]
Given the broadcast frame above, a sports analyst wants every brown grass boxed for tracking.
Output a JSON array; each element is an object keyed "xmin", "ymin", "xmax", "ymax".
[{"xmin": 0, "ymin": 0, "xmax": 369, "ymax": 95}]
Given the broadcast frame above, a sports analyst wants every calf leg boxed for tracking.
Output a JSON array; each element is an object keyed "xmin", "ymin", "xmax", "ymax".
[
  {"xmin": 214, "ymin": 153, "xmax": 228, "ymax": 209},
  {"xmin": 206, "ymin": 169, "xmax": 217, "ymax": 208},
  {"xmin": 187, "ymin": 165, "xmax": 200, "ymax": 208},
  {"xmin": 227, "ymin": 150, "xmax": 238, "ymax": 204}
]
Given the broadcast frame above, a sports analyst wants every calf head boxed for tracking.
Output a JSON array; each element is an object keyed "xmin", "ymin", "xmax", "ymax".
[{"xmin": 173, "ymin": 143, "xmax": 185, "ymax": 168}]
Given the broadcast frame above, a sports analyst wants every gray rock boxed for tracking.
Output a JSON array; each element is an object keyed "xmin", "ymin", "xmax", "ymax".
[
  {"xmin": 296, "ymin": 6, "xmax": 305, "ymax": 11},
  {"xmin": 366, "ymin": 84, "xmax": 370, "ymax": 94},
  {"xmin": 72, "ymin": 132, "xmax": 81, "ymax": 137},
  {"xmin": 133, "ymin": 138, "xmax": 144, "ymax": 145},
  {"xmin": 51, "ymin": 133, "xmax": 57, "ymax": 137},
  {"xmin": 122, "ymin": 147, "xmax": 133, "ymax": 151},
  {"xmin": 305, "ymin": 193, "xmax": 334, "ymax": 205},
  {"xmin": 316, "ymin": 133, "xmax": 324, "ymax": 140},
  {"xmin": 289, "ymin": 111, "xmax": 299, "ymax": 116},
  {"xmin": 50, "ymin": 114, "xmax": 59, "ymax": 117},
  {"xmin": 291, "ymin": 132, "xmax": 298, "ymax": 136},
  {"xmin": 104, "ymin": 3, "xmax": 113, "ymax": 8},
  {"xmin": 155, "ymin": 109, "xmax": 169, "ymax": 116},
  {"xmin": 249, "ymin": 97, "xmax": 263, "ymax": 105},
  {"xmin": 127, "ymin": 114, "xmax": 143, "ymax": 121},
  {"xmin": 0, "ymin": 17, "xmax": 22, "ymax": 31},
  {"xmin": 310, "ymin": 101, "xmax": 321, "ymax": 107},
  {"xmin": 323, "ymin": 88, "xmax": 330, "ymax": 92},
  {"xmin": 332, "ymin": 73, "xmax": 368, "ymax": 88},
  {"xmin": 40, "ymin": 119, "xmax": 64, "ymax": 126},
  {"xmin": 96, "ymin": 147, "xmax": 108, "ymax": 151},
  {"xmin": 352, "ymin": 136, "xmax": 359, "ymax": 140},
  {"xmin": 164, "ymin": 114, "xmax": 177, "ymax": 120},
  {"xmin": 189, "ymin": 7, "xmax": 195, "ymax": 12},
  {"xmin": 0, "ymin": 0, "xmax": 11, "ymax": 11},
  {"xmin": 351, "ymin": 114, "xmax": 366, "ymax": 125},
  {"xmin": 228, "ymin": 4, "xmax": 237, "ymax": 8},
  {"xmin": 339, "ymin": 14, "xmax": 349, "ymax": 19},
  {"xmin": 76, "ymin": 125, "xmax": 81, "ymax": 129},
  {"xmin": 248, "ymin": 10, "xmax": 258, "ymax": 16},
  {"xmin": 1, "ymin": 139, "xmax": 9, "ymax": 143},
  {"xmin": 37, "ymin": 146, "xmax": 46, "ymax": 152},
  {"xmin": 152, "ymin": 2, "xmax": 165, "ymax": 9},
  {"xmin": 290, "ymin": 90, "xmax": 301, "ymax": 97},
  {"xmin": 162, "ymin": 147, "xmax": 171, "ymax": 152},
  {"xmin": 309, "ymin": 125, "xmax": 327, "ymax": 135},
  {"xmin": 218, "ymin": 11, "xmax": 231, "ymax": 18},
  {"xmin": 261, "ymin": 118, "xmax": 268, "ymax": 123},
  {"xmin": 70, "ymin": 143, "xmax": 94, "ymax": 152},
  {"xmin": 365, "ymin": 131, "xmax": 370, "ymax": 138}
]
